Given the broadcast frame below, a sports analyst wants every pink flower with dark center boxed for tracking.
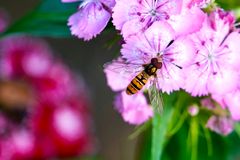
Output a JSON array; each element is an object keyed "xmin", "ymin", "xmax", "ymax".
[
  {"xmin": 183, "ymin": 10, "xmax": 240, "ymax": 96},
  {"xmin": 113, "ymin": 0, "xmax": 182, "ymax": 37},
  {"xmin": 0, "ymin": 36, "xmax": 95, "ymax": 159},
  {"xmin": 104, "ymin": 22, "xmax": 196, "ymax": 93},
  {"xmin": 112, "ymin": 0, "xmax": 205, "ymax": 38},
  {"xmin": 67, "ymin": 0, "xmax": 115, "ymax": 40},
  {"xmin": 0, "ymin": 36, "xmax": 85, "ymax": 103},
  {"xmin": 0, "ymin": 36, "xmax": 52, "ymax": 78},
  {"xmin": 31, "ymin": 101, "xmax": 94, "ymax": 158}
]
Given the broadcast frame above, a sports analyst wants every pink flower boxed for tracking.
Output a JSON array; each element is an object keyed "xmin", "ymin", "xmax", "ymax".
[
  {"xmin": 212, "ymin": 90, "xmax": 240, "ymax": 121},
  {"xmin": 0, "ymin": 36, "xmax": 94, "ymax": 159},
  {"xmin": 0, "ymin": 36, "xmax": 84, "ymax": 103},
  {"xmin": 112, "ymin": 0, "xmax": 205, "ymax": 38},
  {"xmin": 114, "ymin": 92, "xmax": 153, "ymax": 125},
  {"xmin": 206, "ymin": 115, "xmax": 234, "ymax": 136},
  {"xmin": 105, "ymin": 22, "xmax": 196, "ymax": 93},
  {"xmin": 209, "ymin": 8, "xmax": 235, "ymax": 31},
  {"xmin": 68, "ymin": 0, "xmax": 115, "ymax": 40},
  {"xmin": 183, "ymin": 10, "xmax": 240, "ymax": 96},
  {"xmin": 0, "ymin": 36, "xmax": 52, "ymax": 78},
  {"xmin": 31, "ymin": 101, "xmax": 93, "ymax": 158},
  {"xmin": 0, "ymin": 129, "xmax": 36, "ymax": 160},
  {"xmin": 201, "ymin": 97, "xmax": 216, "ymax": 110},
  {"xmin": 33, "ymin": 63, "xmax": 82, "ymax": 103},
  {"xmin": 168, "ymin": 6, "xmax": 206, "ymax": 37},
  {"xmin": 224, "ymin": 90, "xmax": 240, "ymax": 121}
]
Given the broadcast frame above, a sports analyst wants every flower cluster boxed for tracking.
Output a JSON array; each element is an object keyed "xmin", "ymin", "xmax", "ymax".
[
  {"xmin": 0, "ymin": 36, "xmax": 94, "ymax": 159},
  {"xmin": 63, "ymin": 0, "xmax": 240, "ymax": 135}
]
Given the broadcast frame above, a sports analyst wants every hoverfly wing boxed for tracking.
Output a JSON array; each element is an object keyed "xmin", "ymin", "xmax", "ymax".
[
  {"xmin": 103, "ymin": 57, "xmax": 143, "ymax": 79},
  {"xmin": 148, "ymin": 77, "xmax": 164, "ymax": 114}
]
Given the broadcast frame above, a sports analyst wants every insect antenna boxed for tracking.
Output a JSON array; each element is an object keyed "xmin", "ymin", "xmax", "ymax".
[
  {"xmin": 162, "ymin": 57, "xmax": 183, "ymax": 69},
  {"xmin": 166, "ymin": 40, "xmax": 174, "ymax": 48},
  {"xmin": 172, "ymin": 63, "xmax": 182, "ymax": 69}
]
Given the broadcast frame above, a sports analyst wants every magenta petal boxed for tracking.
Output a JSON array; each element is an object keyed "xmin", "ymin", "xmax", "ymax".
[
  {"xmin": 169, "ymin": 7, "xmax": 206, "ymax": 37},
  {"xmin": 68, "ymin": 3, "xmax": 111, "ymax": 41},
  {"xmin": 114, "ymin": 92, "xmax": 153, "ymax": 125}
]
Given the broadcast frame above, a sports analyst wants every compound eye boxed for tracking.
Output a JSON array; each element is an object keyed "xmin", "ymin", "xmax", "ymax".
[
  {"xmin": 155, "ymin": 62, "xmax": 162, "ymax": 69},
  {"xmin": 151, "ymin": 58, "xmax": 158, "ymax": 64}
]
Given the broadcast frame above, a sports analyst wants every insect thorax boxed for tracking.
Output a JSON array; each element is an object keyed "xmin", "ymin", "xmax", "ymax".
[{"xmin": 144, "ymin": 64, "xmax": 157, "ymax": 76}]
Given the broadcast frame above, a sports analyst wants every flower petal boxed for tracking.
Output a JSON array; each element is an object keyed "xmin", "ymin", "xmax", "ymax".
[
  {"xmin": 103, "ymin": 58, "xmax": 140, "ymax": 91},
  {"xmin": 225, "ymin": 91, "xmax": 240, "ymax": 121},
  {"xmin": 114, "ymin": 92, "xmax": 153, "ymax": 125},
  {"xmin": 208, "ymin": 69, "xmax": 239, "ymax": 95},
  {"xmin": 206, "ymin": 115, "xmax": 234, "ymax": 135},
  {"xmin": 223, "ymin": 32, "xmax": 240, "ymax": 69},
  {"xmin": 169, "ymin": 7, "xmax": 206, "ymax": 37},
  {"xmin": 68, "ymin": 3, "xmax": 111, "ymax": 41},
  {"xmin": 112, "ymin": 0, "xmax": 138, "ymax": 30}
]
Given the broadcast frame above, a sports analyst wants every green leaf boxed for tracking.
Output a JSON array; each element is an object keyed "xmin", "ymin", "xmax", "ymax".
[
  {"xmin": 150, "ymin": 92, "xmax": 178, "ymax": 160},
  {"xmin": 134, "ymin": 126, "xmax": 152, "ymax": 160},
  {"xmin": 216, "ymin": 0, "xmax": 240, "ymax": 9},
  {"xmin": 0, "ymin": 0, "xmax": 79, "ymax": 38},
  {"xmin": 129, "ymin": 120, "xmax": 151, "ymax": 140}
]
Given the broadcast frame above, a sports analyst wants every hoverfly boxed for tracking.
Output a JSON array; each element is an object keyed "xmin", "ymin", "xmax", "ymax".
[
  {"xmin": 104, "ymin": 40, "xmax": 181, "ymax": 112},
  {"xmin": 126, "ymin": 57, "xmax": 162, "ymax": 95}
]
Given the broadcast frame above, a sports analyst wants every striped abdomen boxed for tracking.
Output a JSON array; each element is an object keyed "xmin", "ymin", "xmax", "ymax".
[{"xmin": 126, "ymin": 71, "xmax": 150, "ymax": 95}]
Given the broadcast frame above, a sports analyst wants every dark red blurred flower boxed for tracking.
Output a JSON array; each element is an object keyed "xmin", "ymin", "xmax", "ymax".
[{"xmin": 0, "ymin": 36, "xmax": 95, "ymax": 160}]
